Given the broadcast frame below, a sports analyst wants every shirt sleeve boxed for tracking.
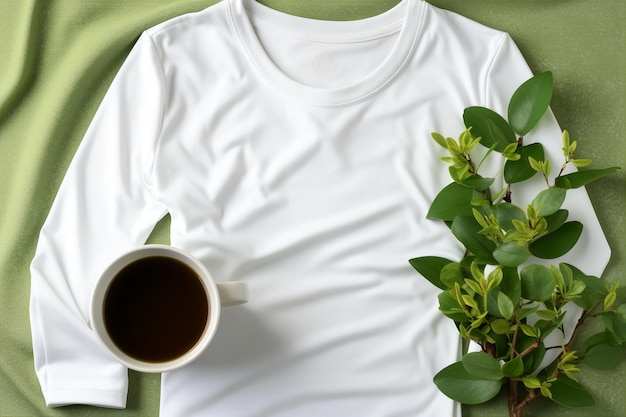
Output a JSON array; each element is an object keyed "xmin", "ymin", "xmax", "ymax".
[
  {"xmin": 29, "ymin": 32, "xmax": 168, "ymax": 408},
  {"xmin": 482, "ymin": 34, "xmax": 611, "ymax": 357}
]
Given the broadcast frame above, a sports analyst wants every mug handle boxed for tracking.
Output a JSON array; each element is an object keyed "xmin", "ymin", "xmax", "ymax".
[{"xmin": 216, "ymin": 282, "xmax": 249, "ymax": 306}]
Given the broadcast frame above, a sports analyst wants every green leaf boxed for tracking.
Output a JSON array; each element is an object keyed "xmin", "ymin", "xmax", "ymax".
[
  {"xmin": 569, "ymin": 266, "xmax": 607, "ymax": 295},
  {"xmin": 520, "ymin": 336, "xmax": 546, "ymax": 374},
  {"xmin": 487, "ymin": 269, "xmax": 522, "ymax": 317},
  {"xmin": 493, "ymin": 241, "xmax": 531, "ymax": 267},
  {"xmin": 438, "ymin": 291, "xmax": 470, "ymax": 323},
  {"xmin": 433, "ymin": 361, "xmax": 504, "ymax": 404},
  {"xmin": 491, "ymin": 318, "xmax": 512, "ymax": 334},
  {"xmin": 583, "ymin": 331, "xmax": 610, "ymax": 352},
  {"xmin": 440, "ymin": 262, "xmax": 465, "ymax": 288},
  {"xmin": 504, "ymin": 143, "xmax": 545, "ymax": 184},
  {"xmin": 409, "ymin": 256, "xmax": 454, "ymax": 290},
  {"xmin": 497, "ymin": 292, "xmax": 515, "ymax": 320},
  {"xmin": 555, "ymin": 167, "xmax": 620, "ymax": 189},
  {"xmin": 516, "ymin": 305, "xmax": 539, "ymax": 321},
  {"xmin": 531, "ymin": 187, "xmax": 566, "ymax": 217},
  {"xmin": 520, "ymin": 264, "xmax": 556, "ymax": 302},
  {"xmin": 459, "ymin": 175, "xmax": 495, "ymax": 191},
  {"xmin": 584, "ymin": 340, "xmax": 626, "ymax": 370},
  {"xmin": 566, "ymin": 264, "xmax": 606, "ymax": 310},
  {"xmin": 500, "ymin": 267, "xmax": 521, "ymax": 305},
  {"xmin": 463, "ymin": 106, "xmax": 516, "ymax": 152},
  {"xmin": 427, "ymin": 183, "xmax": 475, "ymax": 221},
  {"xmin": 548, "ymin": 374, "xmax": 595, "ymax": 408},
  {"xmin": 544, "ymin": 209, "xmax": 569, "ymax": 234},
  {"xmin": 462, "ymin": 352, "xmax": 504, "ymax": 381},
  {"xmin": 603, "ymin": 311, "xmax": 626, "ymax": 343},
  {"xmin": 451, "ymin": 216, "xmax": 497, "ymax": 262},
  {"xmin": 502, "ymin": 355, "xmax": 524, "ymax": 378},
  {"xmin": 493, "ymin": 203, "xmax": 527, "ymax": 232},
  {"xmin": 529, "ymin": 221, "xmax": 583, "ymax": 259},
  {"xmin": 508, "ymin": 71, "xmax": 553, "ymax": 136}
]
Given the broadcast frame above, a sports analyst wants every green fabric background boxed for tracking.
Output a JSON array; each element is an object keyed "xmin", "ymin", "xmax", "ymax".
[{"xmin": 0, "ymin": 0, "xmax": 623, "ymax": 416}]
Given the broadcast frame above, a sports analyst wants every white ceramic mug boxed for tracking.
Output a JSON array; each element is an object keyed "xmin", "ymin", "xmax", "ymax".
[{"xmin": 90, "ymin": 244, "xmax": 248, "ymax": 373}]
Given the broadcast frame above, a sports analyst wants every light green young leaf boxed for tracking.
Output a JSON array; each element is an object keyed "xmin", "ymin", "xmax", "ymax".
[
  {"xmin": 431, "ymin": 132, "xmax": 448, "ymax": 148},
  {"xmin": 528, "ymin": 156, "xmax": 543, "ymax": 173},
  {"xmin": 571, "ymin": 159, "xmax": 592, "ymax": 168},
  {"xmin": 469, "ymin": 261, "xmax": 483, "ymax": 281},
  {"xmin": 497, "ymin": 292, "xmax": 515, "ymax": 320},
  {"xmin": 465, "ymin": 279, "xmax": 484, "ymax": 296},
  {"xmin": 440, "ymin": 262, "xmax": 465, "ymax": 289},
  {"xmin": 450, "ymin": 165, "xmax": 471, "ymax": 183},
  {"xmin": 446, "ymin": 137, "xmax": 461, "ymax": 155},
  {"xmin": 438, "ymin": 291, "xmax": 470, "ymax": 323},
  {"xmin": 519, "ymin": 324, "xmax": 538, "ymax": 338},
  {"xmin": 502, "ymin": 142, "xmax": 521, "ymax": 161},
  {"xmin": 486, "ymin": 267, "xmax": 503, "ymax": 292},
  {"xmin": 462, "ymin": 294, "xmax": 480, "ymax": 311},
  {"xmin": 603, "ymin": 290, "xmax": 617, "ymax": 311},
  {"xmin": 561, "ymin": 129, "xmax": 571, "ymax": 158},
  {"xmin": 540, "ymin": 384, "xmax": 553, "ymax": 399},
  {"xmin": 522, "ymin": 375, "xmax": 542, "ymax": 389},
  {"xmin": 535, "ymin": 309, "xmax": 558, "ymax": 321},
  {"xmin": 491, "ymin": 318, "xmax": 512, "ymax": 334},
  {"xmin": 567, "ymin": 280, "xmax": 586, "ymax": 298}
]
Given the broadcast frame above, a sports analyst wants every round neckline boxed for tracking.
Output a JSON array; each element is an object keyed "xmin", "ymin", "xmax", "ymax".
[{"xmin": 227, "ymin": 0, "xmax": 425, "ymax": 106}]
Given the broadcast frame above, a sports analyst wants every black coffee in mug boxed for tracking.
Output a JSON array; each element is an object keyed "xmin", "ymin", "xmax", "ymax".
[
  {"xmin": 103, "ymin": 256, "xmax": 209, "ymax": 363},
  {"xmin": 92, "ymin": 245, "xmax": 248, "ymax": 372}
]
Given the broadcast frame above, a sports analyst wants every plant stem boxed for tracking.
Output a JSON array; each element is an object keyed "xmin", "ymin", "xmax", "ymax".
[
  {"xmin": 508, "ymin": 379, "xmax": 519, "ymax": 417},
  {"xmin": 508, "ymin": 309, "xmax": 590, "ymax": 417},
  {"xmin": 510, "ymin": 323, "xmax": 520, "ymax": 360},
  {"xmin": 504, "ymin": 183, "xmax": 512, "ymax": 203},
  {"xmin": 565, "ymin": 309, "xmax": 588, "ymax": 351},
  {"xmin": 513, "ymin": 387, "xmax": 540, "ymax": 417},
  {"xmin": 518, "ymin": 340, "xmax": 540, "ymax": 358}
]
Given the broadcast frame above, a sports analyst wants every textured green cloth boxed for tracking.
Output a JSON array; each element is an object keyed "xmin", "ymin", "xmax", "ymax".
[{"xmin": 0, "ymin": 1, "xmax": 623, "ymax": 416}]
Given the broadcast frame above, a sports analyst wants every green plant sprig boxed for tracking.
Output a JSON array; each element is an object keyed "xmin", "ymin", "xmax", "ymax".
[{"xmin": 409, "ymin": 71, "xmax": 624, "ymax": 417}]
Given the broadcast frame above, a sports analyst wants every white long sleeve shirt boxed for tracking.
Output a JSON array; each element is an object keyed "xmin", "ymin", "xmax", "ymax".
[{"xmin": 30, "ymin": 0, "xmax": 610, "ymax": 416}]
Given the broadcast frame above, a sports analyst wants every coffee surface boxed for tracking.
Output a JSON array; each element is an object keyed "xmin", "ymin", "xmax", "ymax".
[{"xmin": 104, "ymin": 256, "xmax": 209, "ymax": 363}]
